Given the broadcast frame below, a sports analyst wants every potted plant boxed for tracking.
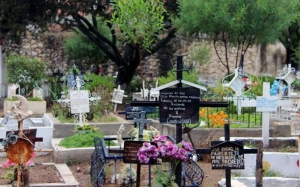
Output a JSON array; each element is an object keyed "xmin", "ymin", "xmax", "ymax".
[{"xmin": 3, "ymin": 54, "xmax": 47, "ymax": 116}]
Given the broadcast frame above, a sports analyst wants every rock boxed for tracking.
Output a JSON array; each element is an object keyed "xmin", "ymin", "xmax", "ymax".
[{"xmin": 76, "ymin": 167, "xmax": 81, "ymax": 172}]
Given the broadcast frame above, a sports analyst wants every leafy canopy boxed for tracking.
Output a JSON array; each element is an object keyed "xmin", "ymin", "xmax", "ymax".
[
  {"xmin": 175, "ymin": 0, "xmax": 300, "ymax": 73},
  {"xmin": 176, "ymin": 0, "xmax": 299, "ymax": 45},
  {"xmin": 110, "ymin": 0, "xmax": 166, "ymax": 50},
  {"xmin": 63, "ymin": 18, "xmax": 111, "ymax": 65}
]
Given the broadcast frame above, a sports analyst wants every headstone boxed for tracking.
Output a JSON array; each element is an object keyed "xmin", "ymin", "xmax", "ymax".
[
  {"xmin": 111, "ymin": 86, "xmax": 126, "ymax": 104},
  {"xmin": 125, "ymin": 105, "xmax": 141, "ymax": 120},
  {"xmin": 211, "ymin": 141, "xmax": 244, "ymax": 169},
  {"xmin": 69, "ymin": 90, "xmax": 90, "ymax": 114},
  {"xmin": 159, "ymin": 87, "xmax": 199, "ymax": 124}
]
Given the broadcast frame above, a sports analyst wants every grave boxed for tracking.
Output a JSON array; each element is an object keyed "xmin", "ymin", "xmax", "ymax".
[
  {"xmin": 0, "ymin": 95, "xmax": 53, "ymax": 186},
  {"xmin": 131, "ymin": 55, "xmax": 227, "ymax": 187},
  {"xmin": 57, "ymin": 76, "xmax": 100, "ymax": 126}
]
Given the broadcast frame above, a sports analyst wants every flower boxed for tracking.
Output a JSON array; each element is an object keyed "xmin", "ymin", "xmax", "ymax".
[
  {"xmin": 2, "ymin": 152, "xmax": 36, "ymax": 169},
  {"xmin": 137, "ymin": 135, "xmax": 193, "ymax": 187}
]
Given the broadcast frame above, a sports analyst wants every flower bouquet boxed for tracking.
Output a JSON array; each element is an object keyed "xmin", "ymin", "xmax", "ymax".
[{"xmin": 137, "ymin": 135, "xmax": 193, "ymax": 187}]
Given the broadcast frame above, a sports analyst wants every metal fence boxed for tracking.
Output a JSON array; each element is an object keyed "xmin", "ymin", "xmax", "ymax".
[{"xmin": 142, "ymin": 94, "xmax": 263, "ymax": 128}]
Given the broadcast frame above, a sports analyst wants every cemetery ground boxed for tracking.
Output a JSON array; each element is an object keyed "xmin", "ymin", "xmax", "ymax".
[
  {"xmin": 0, "ymin": 153, "xmax": 226, "ymax": 186},
  {"xmin": 0, "ymin": 146, "xmax": 296, "ymax": 186}
]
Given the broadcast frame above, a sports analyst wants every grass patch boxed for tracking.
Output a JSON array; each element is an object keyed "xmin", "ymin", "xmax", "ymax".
[{"xmin": 59, "ymin": 132, "xmax": 117, "ymax": 148}]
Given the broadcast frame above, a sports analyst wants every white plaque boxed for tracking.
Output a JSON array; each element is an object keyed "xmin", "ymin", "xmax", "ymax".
[
  {"xmin": 229, "ymin": 76, "xmax": 246, "ymax": 94},
  {"xmin": 70, "ymin": 90, "xmax": 90, "ymax": 114},
  {"xmin": 111, "ymin": 89, "xmax": 125, "ymax": 104},
  {"xmin": 256, "ymin": 96, "xmax": 277, "ymax": 112}
]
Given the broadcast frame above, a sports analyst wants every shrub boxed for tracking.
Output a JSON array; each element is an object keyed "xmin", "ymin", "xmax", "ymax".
[{"xmin": 5, "ymin": 54, "xmax": 46, "ymax": 96}]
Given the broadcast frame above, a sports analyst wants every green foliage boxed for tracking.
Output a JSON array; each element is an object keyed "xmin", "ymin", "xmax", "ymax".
[
  {"xmin": 175, "ymin": 0, "xmax": 300, "ymax": 71},
  {"xmin": 110, "ymin": 0, "xmax": 166, "ymax": 50},
  {"xmin": 244, "ymin": 75, "xmax": 275, "ymax": 97},
  {"xmin": 47, "ymin": 77, "xmax": 64, "ymax": 101},
  {"xmin": 75, "ymin": 124, "xmax": 99, "ymax": 134},
  {"xmin": 59, "ymin": 132, "xmax": 104, "ymax": 148},
  {"xmin": 0, "ymin": 0, "xmax": 48, "ymax": 38},
  {"xmin": 27, "ymin": 97, "xmax": 44, "ymax": 101},
  {"xmin": 62, "ymin": 20, "xmax": 110, "ymax": 65},
  {"xmin": 190, "ymin": 41, "xmax": 211, "ymax": 66},
  {"xmin": 5, "ymin": 54, "xmax": 46, "ymax": 96},
  {"xmin": 263, "ymin": 169, "xmax": 281, "ymax": 177},
  {"xmin": 84, "ymin": 74, "xmax": 115, "ymax": 93},
  {"xmin": 153, "ymin": 167, "xmax": 178, "ymax": 187},
  {"xmin": 158, "ymin": 69, "xmax": 200, "ymax": 86},
  {"xmin": 0, "ymin": 168, "xmax": 14, "ymax": 182},
  {"xmin": 176, "ymin": 0, "xmax": 299, "ymax": 43},
  {"xmin": 125, "ymin": 75, "xmax": 142, "ymax": 93}
]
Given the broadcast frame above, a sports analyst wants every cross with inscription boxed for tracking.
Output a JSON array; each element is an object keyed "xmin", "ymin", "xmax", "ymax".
[
  {"xmin": 196, "ymin": 124, "xmax": 260, "ymax": 187},
  {"xmin": 133, "ymin": 111, "xmax": 152, "ymax": 140},
  {"xmin": 57, "ymin": 76, "xmax": 100, "ymax": 126},
  {"xmin": 131, "ymin": 55, "xmax": 229, "ymax": 187}
]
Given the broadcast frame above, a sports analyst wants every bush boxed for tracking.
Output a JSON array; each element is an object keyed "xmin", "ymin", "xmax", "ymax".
[{"xmin": 5, "ymin": 54, "xmax": 46, "ymax": 96}]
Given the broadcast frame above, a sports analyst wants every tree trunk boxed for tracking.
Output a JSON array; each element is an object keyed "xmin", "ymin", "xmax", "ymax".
[
  {"xmin": 115, "ymin": 43, "xmax": 140, "ymax": 90},
  {"xmin": 260, "ymin": 44, "xmax": 267, "ymax": 73},
  {"xmin": 286, "ymin": 47, "xmax": 298, "ymax": 70}
]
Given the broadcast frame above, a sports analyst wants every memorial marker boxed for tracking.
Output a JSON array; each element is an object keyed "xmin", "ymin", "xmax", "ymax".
[{"xmin": 160, "ymin": 87, "xmax": 199, "ymax": 124}]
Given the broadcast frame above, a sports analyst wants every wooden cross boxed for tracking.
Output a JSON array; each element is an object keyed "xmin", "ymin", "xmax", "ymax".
[
  {"xmin": 196, "ymin": 124, "xmax": 259, "ymax": 187},
  {"xmin": 0, "ymin": 129, "xmax": 43, "ymax": 146},
  {"xmin": 111, "ymin": 85, "xmax": 128, "ymax": 112},
  {"xmin": 133, "ymin": 111, "xmax": 152, "ymax": 140}
]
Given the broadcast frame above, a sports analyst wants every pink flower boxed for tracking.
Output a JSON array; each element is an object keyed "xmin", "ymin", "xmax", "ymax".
[
  {"xmin": 177, "ymin": 148, "xmax": 189, "ymax": 161},
  {"xmin": 153, "ymin": 135, "xmax": 167, "ymax": 143},
  {"xmin": 182, "ymin": 141, "xmax": 193, "ymax": 152},
  {"xmin": 25, "ymin": 152, "xmax": 36, "ymax": 166},
  {"xmin": 2, "ymin": 159, "xmax": 15, "ymax": 169}
]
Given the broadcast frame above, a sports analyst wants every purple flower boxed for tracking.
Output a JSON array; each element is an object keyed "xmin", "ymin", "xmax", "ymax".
[
  {"xmin": 143, "ymin": 142, "xmax": 152, "ymax": 148},
  {"xmin": 182, "ymin": 141, "xmax": 193, "ymax": 152},
  {"xmin": 159, "ymin": 144, "xmax": 168, "ymax": 157},
  {"xmin": 138, "ymin": 153, "xmax": 150, "ymax": 163},
  {"xmin": 164, "ymin": 144, "xmax": 178, "ymax": 158},
  {"xmin": 177, "ymin": 148, "xmax": 189, "ymax": 161},
  {"xmin": 153, "ymin": 135, "xmax": 167, "ymax": 143}
]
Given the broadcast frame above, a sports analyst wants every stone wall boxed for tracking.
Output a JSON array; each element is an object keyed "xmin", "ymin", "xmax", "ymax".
[{"xmin": 4, "ymin": 31, "xmax": 287, "ymax": 83}]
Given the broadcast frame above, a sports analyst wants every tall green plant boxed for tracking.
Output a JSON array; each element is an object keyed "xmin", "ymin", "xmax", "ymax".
[
  {"xmin": 5, "ymin": 54, "xmax": 46, "ymax": 96},
  {"xmin": 158, "ymin": 69, "xmax": 200, "ymax": 86},
  {"xmin": 62, "ymin": 19, "xmax": 110, "ymax": 67},
  {"xmin": 175, "ymin": 0, "xmax": 300, "ymax": 74},
  {"xmin": 110, "ymin": 0, "xmax": 166, "ymax": 50}
]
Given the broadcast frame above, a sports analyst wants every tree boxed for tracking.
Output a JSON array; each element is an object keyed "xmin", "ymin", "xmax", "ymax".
[
  {"xmin": 62, "ymin": 22, "xmax": 110, "ymax": 68},
  {"xmin": 280, "ymin": 19, "xmax": 300, "ymax": 69},
  {"xmin": 0, "ymin": 0, "xmax": 48, "ymax": 39},
  {"xmin": 175, "ymin": 0, "xmax": 300, "ymax": 75},
  {"xmin": 44, "ymin": 0, "xmax": 177, "ymax": 89}
]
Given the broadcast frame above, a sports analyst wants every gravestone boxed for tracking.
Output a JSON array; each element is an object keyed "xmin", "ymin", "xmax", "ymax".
[
  {"xmin": 160, "ymin": 87, "xmax": 199, "ymax": 124},
  {"xmin": 57, "ymin": 77, "xmax": 100, "ymax": 126},
  {"xmin": 210, "ymin": 141, "xmax": 244, "ymax": 169}
]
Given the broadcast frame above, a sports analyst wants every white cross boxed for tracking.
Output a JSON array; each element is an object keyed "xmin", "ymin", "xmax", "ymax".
[
  {"xmin": 57, "ymin": 77, "xmax": 101, "ymax": 126},
  {"xmin": 111, "ymin": 85, "xmax": 127, "ymax": 112}
]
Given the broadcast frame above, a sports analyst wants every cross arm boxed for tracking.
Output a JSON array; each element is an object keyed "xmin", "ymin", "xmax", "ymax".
[
  {"xmin": 131, "ymin": 101, "xmax": 228, "ymax": 108},
  {"xmin": 131, "ymin": 101, "xmax": 160, "ymax": 106}
]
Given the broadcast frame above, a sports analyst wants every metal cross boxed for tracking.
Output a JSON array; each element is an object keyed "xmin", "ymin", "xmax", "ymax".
[
  {"xmin": 133, "ymin": 111, "xmax": 152, "ymax": 140},
  {"xmin": 57, "ymin": 77, "xmax": 101, "ymax": 126}
]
